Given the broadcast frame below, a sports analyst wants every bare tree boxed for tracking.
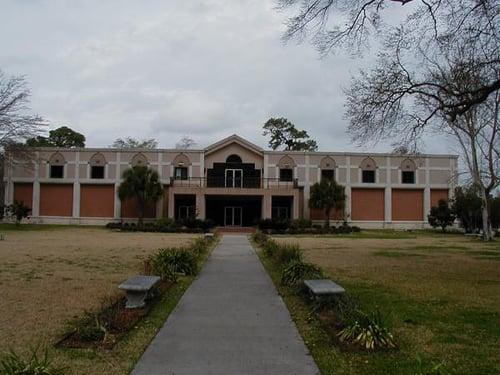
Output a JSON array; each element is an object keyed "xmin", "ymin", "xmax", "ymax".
[
  {"xmin": 0, "ymin": 70, "xmax": 45, "ymax": 151},
  {"xmin": 175, "ymin": 136, "xmax": 197, "ymax": 149},
  {"xmin": 111, "ymin": 137, "xmax": 158, "ymax": 149}
]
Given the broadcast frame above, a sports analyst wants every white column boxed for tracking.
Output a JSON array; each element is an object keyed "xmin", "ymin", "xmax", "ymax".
[
  {"xmin": 196, "ymin": 192, "xmax": 205, "ymax": 219},
  {"xmin": 32, "ymin": 152, "xmax": 40, "ymax": 217},
  {"xmin": 114, "ymin": 152, "xmax": 121, "ymax": 219},
  {"xmin": 304, "ymin": 154, "xmax": 310, "ymax": 219},
  {"xmin": 385, "ymin": 156, "xmax": 392, "ymax": 222},
  {"xmin": 345, "ymin": 156, "xmax": 352, "ymax": 221},
  {"xmin": 168, "ymin": 188, "xmax": 175, "ymax": 219},
  {"xmin": 72, "ymin": 151, "xmax": 80, "ymax": 218},
  {"xmin": 424, "ymin": 157, "xmax": 431, "ymax": 222}
]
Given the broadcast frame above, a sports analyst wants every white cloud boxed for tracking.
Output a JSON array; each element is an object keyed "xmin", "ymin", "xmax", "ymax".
[{"xmin": 0, "ymin": 0, "xmax": 452, "ymax": 153}]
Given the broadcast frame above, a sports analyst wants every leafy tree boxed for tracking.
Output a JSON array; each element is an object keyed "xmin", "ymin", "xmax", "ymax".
[
  {"xmin": 118, "ymin": 166, "xmax": 163, "ymax": 228},
  {"xmin": 263, "ymin": 118, "xmax": 318, "ymax": 151},
  {"xmin": 175, "ymin": 136, "xmax": 197, "ymax": 149},
  {"xmin": 428, "ymin": 199, "xmax": 456, "ymax": 233},
  {"xmin": 452, "ymin": 186, "xmax": 482, "ymax": 234},
  {"xmin": 111, "ymin": 137, "xmax": 157, "ymax": 149},
  {"xmin": 309, "ymin": 179, "xmax": 346, "ymax": 227},
  {"xmin": 26, "ymin": 126, "xmax": 85, "ymax": 148}
]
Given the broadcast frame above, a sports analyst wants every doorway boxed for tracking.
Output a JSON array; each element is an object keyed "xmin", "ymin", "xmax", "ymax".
[
  {"xmin": 225, "ymin": 169, "xmax": 243, "ymax": 187},
  {"xmin": 224, "ymin": 206, "xmax": 242, "ymax": 226}
]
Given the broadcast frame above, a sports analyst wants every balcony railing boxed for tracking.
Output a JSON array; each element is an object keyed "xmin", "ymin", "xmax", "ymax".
[{"xmin": 170, "ymin": 177, "xmax": 298, "ymax": 189}]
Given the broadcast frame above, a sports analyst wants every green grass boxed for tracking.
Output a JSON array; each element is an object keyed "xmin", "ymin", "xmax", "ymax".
[
  {"xmin": 274, "ymin": 229, "xmax": 418, "ymax": 240},
  {"xmin": 254, "ymin": 240, "xmax": 500, "ymax": 375}
]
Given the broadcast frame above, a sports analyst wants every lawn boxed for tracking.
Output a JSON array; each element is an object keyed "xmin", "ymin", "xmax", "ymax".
[
  {"xmin": 271, "ymin": 230, "xmax": 500, "ymax": 374},
  {"xmin": 0, "ymin": 225, "xmax": 199, "ymax": 374}
]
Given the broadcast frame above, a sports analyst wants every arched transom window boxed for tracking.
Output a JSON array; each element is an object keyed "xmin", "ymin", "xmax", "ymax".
[
  {"xmin": 89, "ymin": 153, "xmax": 106, "ymax": 179},
  {"xmin": 131, "ymin": 153, "xmax": 148, "ymax": 167},
  {"xmin": 278, "ymin": 155, "xmax": 295, "ymax": 182},
  {"xmin": 360, "ymin": 157, "xmax": 376, "ymax": 183},
  {"xmin": 173, "ymin": 153, "xmax": 190, "ymax": 180},
  {"xmin": 320, "ymin": 156, "xmax": 336, "ymax": 181},
  {"xmin": 401, "ymin": 158, "xmax": 416, "ymax": 184},
  {"xmin": 49, "ymin": 152, "xmax": 65, "ymax": 179}
]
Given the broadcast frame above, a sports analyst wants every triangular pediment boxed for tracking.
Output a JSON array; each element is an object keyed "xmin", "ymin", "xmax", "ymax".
[{"xmin": 204, "ymin": 134, "xmax": 263, "ymax": 156}]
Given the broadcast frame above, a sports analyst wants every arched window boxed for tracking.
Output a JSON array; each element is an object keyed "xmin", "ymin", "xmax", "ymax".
[
  {"xmin": 401, "ymin": 158, "xmax": 416, "ymax": 184},
  {"xmin": 360, "ymin": 157, "xmax": 376, "ymax": 183},
  {"xmin": 226, "ymin": 154, "xmax": 242, "ymax": 164},
  {"xmin": 173, "ymin": 153, "xmax": 190, "ymax": 180},
  {"xmin": 278, "ymin": 155, "xmax": 295, "ymax": 182},
  {"xmin": 320, "ymin": 156, "xmax": 336, "ymax": 181},
  {"xmin": 89, "ymin": 153, "xmax": 106, "ymax": 179},
  {"xmin": 49, "ymin": 152, "xmax": 65, "ymax": 179},
  {"xmin": 131, "ymin": 153, "xmax": 148, "ymax": 167}
]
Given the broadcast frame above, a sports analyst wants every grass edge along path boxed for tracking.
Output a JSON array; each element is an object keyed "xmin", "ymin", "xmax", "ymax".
[{"xmin": 32, "ymin": 235, "xmax": 218, "ymax": 375}]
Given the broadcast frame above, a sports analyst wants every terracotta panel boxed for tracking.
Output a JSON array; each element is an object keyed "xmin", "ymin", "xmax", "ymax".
[
  {"xmin": 80, "ymin": 184, "xmax": 115, "ymax": 217},
  {"xmin": 40, "ymin": 184, "xmax": 73, "ymax": 217},
  {"xmin": 351, "ymin": 188, "xmax": 385, "ymax": 221},
  {"xmin": 431, "ymin": 189, "xmax": 449, "ymax": 208},
  {"xmin": 121, "ymin": 197, "xmax": 156, "ymax": 218},
  {"xmin": 392, "ymin": 189, "xmax": 424, "ymax": 221},
  {"xmin": 14, "ymin": 183, "xmax": 33, "ymax": 209}
]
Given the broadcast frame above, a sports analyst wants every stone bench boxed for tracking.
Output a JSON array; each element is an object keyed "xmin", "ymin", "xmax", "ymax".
[
  {"xmin": 119, "ymin": 275, "xmax": 161, "ymax": 309},
  {"xmin": 304, "ymin": 279, "xmax": 345, "ymax": 297},
  {"xmin": 204, "ymin": 233, "xmax": 214, "ymax": 239}
]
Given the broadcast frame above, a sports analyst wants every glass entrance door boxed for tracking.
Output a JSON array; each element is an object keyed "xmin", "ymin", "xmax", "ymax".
[
  {"xmin": 224, "ymin": 206, "xmax": 242, "ymax": 226},
  {"xmin": 225, "ymin": 169, "xmax": 243, "ymax": 187}
]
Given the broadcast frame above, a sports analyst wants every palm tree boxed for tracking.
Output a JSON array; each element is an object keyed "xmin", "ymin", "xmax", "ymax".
[
  {"xmin": 118, "ymin": 166, "xmax": 163, "ymax": 228},
  {"xmin": 309, "ymin": 179, "xmax": 346, "ymax": 227}
]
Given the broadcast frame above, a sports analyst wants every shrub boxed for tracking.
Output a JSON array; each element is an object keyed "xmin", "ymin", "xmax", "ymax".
[
  {"xmin": 149, "ymin": 248, "xmax": 198, "ymax": 279},
  {"xmin": 338, "ymin": 309, "xmax": 396, "ymax": 350},
  {"xmin": 280, "ymin": 260, "xmax": 323, "ymax": 287},
  {"xmin": 428, "ymin": 199, "xmax": 456, "ymax": 232},
  {"xmin": 252, "ymin": 231, "xmax": 268, "ymax": 246},
  {"xmin": 274, "ymin": 243, "xmax": 303, "ymax": 264},
  {"xmin": 190, "ymin": 237, "xmax": 210, "ymax": 255},
  {"xmin": 262, "ymin": 239, "xmax": 280, "ymax": 258},
  {"xmin": 3, "ymin": 201, "xmax": 31, "ymax": 225},
  {"xmin": 290, "ymin": 219, "xmax": 312, "ymax": 229},
  {"xmin": 0, "ymin": 347, "xmax": 63, "ymax": 375},
  {"xmin": 154, "ymin": 217, "xmax": 177, "ymax": 229}
]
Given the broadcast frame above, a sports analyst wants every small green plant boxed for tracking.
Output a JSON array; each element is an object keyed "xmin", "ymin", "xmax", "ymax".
[
  {"xmin": 149, "ymin": 248, "xmax": 198, "ymax": 279},
  {"xmin": 4, "ymin": 201, "xmax": 31, "ymax": 225},
  {"xmin": 68, "ymin": 310, "xmax": 106, "ymax": 342},
  {"xmin": 262, "ymin": 239, "xmax": 279, "ymax": 258},
  {"xmin": 414, "ymin": 355, "xmax": 450, "ymax": 375},
  {"xmin": 428, "ymin": 199, "xmax": 456, "ymax": 232},
  {"xmin": 252, "ymin": 231, "xmax": 269, "ymax": 246},
  {"xmin": 0, "ymin": 347, "xmax": 64, "ymax": 375},
  {"xmin": 337, "ymin": 309, "xmax": 396, "ymax": 350},
  {"xmin": 274, "ymin": 243, "xmax": 303, "ymax": 265},
  {"xmin": 190, "ymin": 237, "xmax": 209, "ymax": 255},
  {"xmin": 280, "ymin": 260, "xmax": 323, "ymax": 287}
]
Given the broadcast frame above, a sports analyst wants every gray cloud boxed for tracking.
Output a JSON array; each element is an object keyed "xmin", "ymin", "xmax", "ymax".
[{"xmin": 0, "ymin": 0, "xmax": 453, "ymax": 153}]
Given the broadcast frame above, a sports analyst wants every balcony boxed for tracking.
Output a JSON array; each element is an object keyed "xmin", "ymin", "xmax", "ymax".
[{"xmin": 170, "ymin": 177, "xmax": 298, "ymax": 189}]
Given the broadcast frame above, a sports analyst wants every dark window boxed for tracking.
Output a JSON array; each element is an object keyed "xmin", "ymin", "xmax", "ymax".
[
  {"xmin": 321, "ymin": 169, "xmax": 335, "ymax": 181},
  {"xmin": 50, "ymin": 165, "xmax": 64, "ymax": 178},
  {"xmin": 91, "ymin": 165, "xmax": 105, "ymax": 179},
  {"xmin": 362, "ymin": 170, "xmax": 375, "ymax": 183},
  {"xmin": 174, "ymin": 167, "xmax": 188, "ymax": 180},
  {"xmin": 279, "ymin": 168, "xmax": 293, "ymax": 182},
  {"xmin": 272, "ymin": 206, "xmax": 290, "ymax": 220},
  {"xmin": 178, "ymin": 205, "xmax": 195, "ymax": 220},
  {"xmin": 402, "ymin": 171, "xmax": 415, "ymax": 184},
  {"xmin": 226, "ymin": 154, "xmax": 242, "ymax": 164}
]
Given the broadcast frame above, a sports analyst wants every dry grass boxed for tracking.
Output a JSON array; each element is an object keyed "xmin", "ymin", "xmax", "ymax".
[
  {"xmin": 273, "ymin": 231, "xmax": 500, "ymax": 374},
  {"xmin": 0, "ymin": 227, "xmax": 196, "ymax": 362}
]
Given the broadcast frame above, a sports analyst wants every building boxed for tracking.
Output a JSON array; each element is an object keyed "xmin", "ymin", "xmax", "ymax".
[{"xmin": 4, "ymin": 134, "xmax": 458, "ymax": 228}]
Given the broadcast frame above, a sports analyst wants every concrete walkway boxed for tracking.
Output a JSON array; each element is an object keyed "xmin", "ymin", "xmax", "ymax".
[{"xmin": 132, "ymin": 235, "xmax": 319, "ymax": 375}]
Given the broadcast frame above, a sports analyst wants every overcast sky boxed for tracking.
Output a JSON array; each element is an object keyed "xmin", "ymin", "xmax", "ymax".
[{"xmin": 1, "ymin": 0, "xmax": 452, "ymax": 153}]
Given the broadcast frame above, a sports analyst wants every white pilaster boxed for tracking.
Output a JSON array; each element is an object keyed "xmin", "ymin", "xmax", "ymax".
[
  {"xmin": 346, "ymin": 156, "xmax": 351, "ymax": 221},
  {"xmin": 32, "ymin": 152, "xmax": 40, "ymax": 217},
  {"xmin": 385, "ymin": 156, "xmax": 392, "ymax": 222},
  {"xmin": 72, "ymin": 151, "xmax": 80, "ymax": 218},
  {"xmin": 304, "ymin": 154, "xmax": 310, "ymax": 219},
  {"xmin": 424, "ymin": 157, "xmax": 431, "ymax": 222},
  {"xmin": 114, "ymin": 152, "xmax": 121, "ymax": 219}
]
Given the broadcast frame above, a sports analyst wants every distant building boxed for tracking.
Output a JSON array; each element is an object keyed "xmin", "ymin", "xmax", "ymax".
[{"xmin": 4, "ymin": 134, "xmax": 457, "ymax": 228}]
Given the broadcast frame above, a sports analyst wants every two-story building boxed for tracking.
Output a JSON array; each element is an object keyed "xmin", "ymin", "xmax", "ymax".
[{"xmin": 4, "ymin": 134, "xmax": 458, "ymax": 228}]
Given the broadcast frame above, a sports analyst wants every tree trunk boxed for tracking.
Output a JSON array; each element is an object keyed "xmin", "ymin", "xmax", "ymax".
[
  {"xmin": 325, "ymin": 207, "xmax": 331, "ymax": 228},
  {"xmin": 470, "ymin": 137, "xmax": 492, "ymax": 241}
]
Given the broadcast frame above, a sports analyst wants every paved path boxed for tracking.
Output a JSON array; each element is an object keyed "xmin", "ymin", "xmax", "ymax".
[{"xmin": 132, "ymin": 235, "xmax": 319, "ymax": 375}]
